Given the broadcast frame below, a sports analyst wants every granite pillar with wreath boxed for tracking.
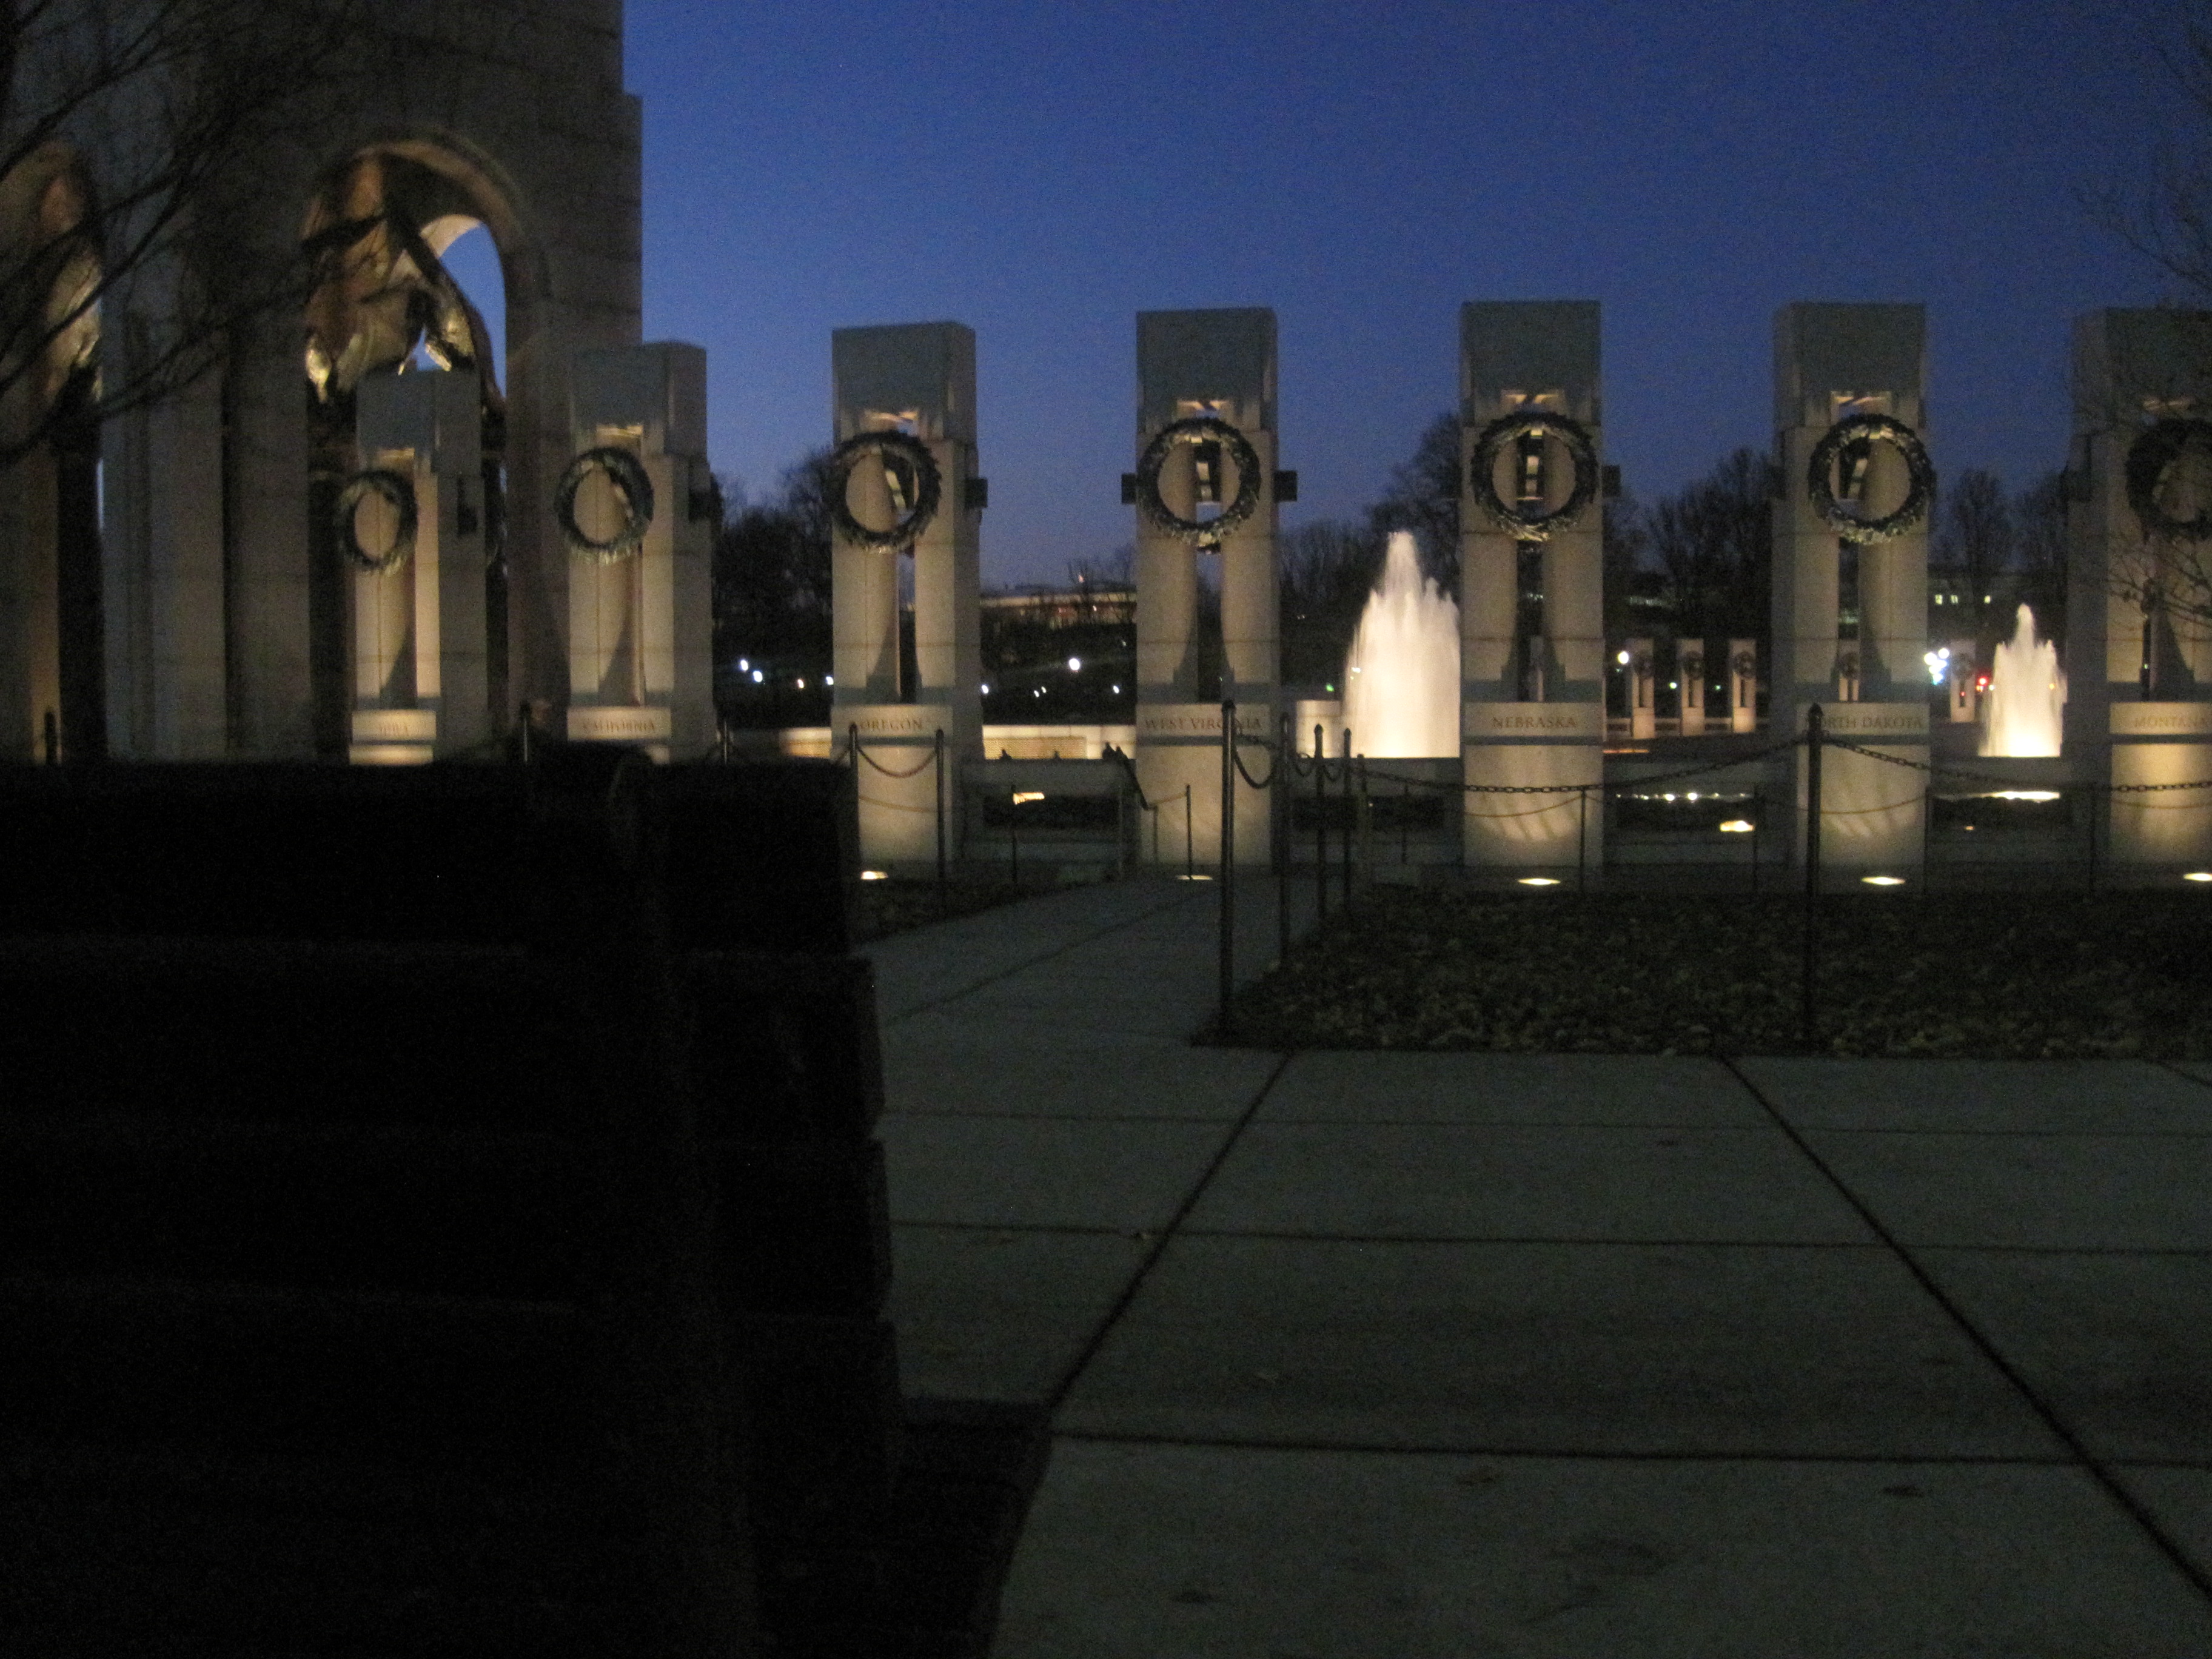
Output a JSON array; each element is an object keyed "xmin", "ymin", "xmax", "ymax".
[
  {"xmin": 1770, "ymin": 302, "xmax": 1934, "ymax": 879},
  {"xmin": 2066, "ymin": 308, "xmax": 2212, "ymax": 868},
  {"xmin": 827, "ymin": 321, "xmax": 985, "ymax": 870},
  {"xmin": 558, "ymin": 343, "xmax": 714, "ymax": 764},
  {"xmin": 1458, "ymin": 301, "xmax": 1609, "ymax": 872},
  {"xmin": 1127, "ymin": 308, "xmax": 1285, "ymax": 869}
]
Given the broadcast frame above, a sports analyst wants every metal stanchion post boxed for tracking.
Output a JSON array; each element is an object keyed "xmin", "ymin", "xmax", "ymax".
[
  {"xmin": 934, "ymin": 728, "xmax": 947, "ymax": 889},
  {"xmin": 1803, "ymin": 706, "xmax": 1824, "ymax": 1051},
  {"xmin": 1313, "ymin": 723, "xmax": 1328, "ymax": 923},
  {"xmin": 1577, "ymin": 787, "xmax": 1588, "ymax": 895},
  {"xmin": 1219, "ymin": 700, "xmax": 1236, "ymax": 1041},
  {"xmin": 1338, "ymin": 729, "xmax": 1353, "ymax": 910},
  {"xmin": 1277, "ymin": 712, "xmax": 1292, "ymax": 964},
  {"xmin": 2086, "ymin": 785, "xmax": 2099, "ymax": 892},
  {"xmin": 1184, "ymin": 785, "xmax": 1194, "ymax": 882},
  {"xmin": 1344, "ymin": 765, "xmax": 1362, "ymax": 902},
  {"xmin": 518, "ymin": 702, "xmax": 533, "ymax": 765}
]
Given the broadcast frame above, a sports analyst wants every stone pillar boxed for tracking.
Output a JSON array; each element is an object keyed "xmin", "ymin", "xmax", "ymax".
[
  {"xmin": 1460, "ymin": 301, "xmax": 1604, "ymax": 871},
  {"xmin": 1678, "ymin": 642, "xmax": 1707, "ymax": 736},
  {"xmin": 1729, "ymin": 638, "xmax": 1758, "ymax": 734},
  {"xmin": 1130, "ymin": 308, "xmax": 1280, "ymax": 868},
  {"xmin": 1626, "ymin": 635, "xmax": 1657, "ymax": 740},
  {"xmin": 2066, "ymin": 309, "xmax": 2212, "ymax": 868},
  {"xmin": 1772, "ymin": 303, "xmax": 1932, "ymax": 876},
  {"xmin": 563, "ymin": 343, "xmax": 714, "ymax": 762},
  {"xmin": 829, "ymin": 322, "xmax": 985, "ymax": 870},
  {"xmin": 343, "ymin": 369, "xmax": 487, "ymax": 763}
]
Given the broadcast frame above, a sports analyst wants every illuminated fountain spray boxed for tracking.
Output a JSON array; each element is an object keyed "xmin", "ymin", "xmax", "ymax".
[
  {"xmin": 1979, "ymin": 603, "xmax": 2066, "ymax": 757},
  {"xmin": 1341, "ymin": 531, "xmax": 1461, "ymax": 758}
]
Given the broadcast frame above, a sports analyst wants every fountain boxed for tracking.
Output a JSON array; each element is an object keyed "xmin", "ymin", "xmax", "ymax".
[
  {"xmin": 1979, "ymin": 603, "xmax": 2066, "ymax": 757},
  {"xmin": 1341, "ymin": 531, "xmax": 1461, "ymax": 757}
]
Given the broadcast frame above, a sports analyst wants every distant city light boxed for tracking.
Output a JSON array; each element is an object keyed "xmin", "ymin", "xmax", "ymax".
[
  {"xmin": 1011, "ymin": 791, "xmax": 1044, "ymax": 804},
  {"xmin": 825, "ymin": 675, "xmax": 834, "ymax": 686},
  {"xmin": 738, "ymin": 657, "xmax": 749, "ymax": 671},
  {"xmin": 859, "ymin": 870, "xmax": 890, "ymax": 881},
  {"xmin": 1518, "ymin": 876, "xmax": 1561, "ymax": 887},
  {"xmin": 1068, "ymin": 656, "xmax": 1082, "ymax": 672},
  {"xmin": 1615, "ymin": 650, "xmax": 1631, "ymax": 665},
  {"xmin": 981, "ymin": 683, "xmax": 991, "ymax": 694},
  {"xmin": 1111, "ymin": 684, "xmax": 1121, "ymax": 694},
  {"xmin": 1718, "ymin": 819, "xmax": 1755, "ymax": 834},
  {"xmin": 751, "ymin": 669, "xmax": 763, "ymax": 683},
  {"xmin": 796, "ymin": 677, "xmax": 805, "ymax": 688},
  {"xmin": 2187, "ymin": 872, "xmax": 2212, "ymax": 883},
  {"xmin": 1862, "ymin": 875, "xmax": 1906, "ymax": 886}
]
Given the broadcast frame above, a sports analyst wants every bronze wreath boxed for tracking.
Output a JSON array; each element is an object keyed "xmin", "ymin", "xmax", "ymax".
[
  {"xmin": 828, "ymin": 430, "xmax": 942, "ymax": 550},
  {"xmin": 1806, "ymin": 414, "xmax": 1934, "ymax": 544},
  {"xmin": 1468, "ymin": 412, "xmax": 1599, "ymax": 541},
  {"xmin": 1134, "ymin": 415, "xmax": 1262, "ymax": 545},
  {"xmin": 334, "ymin": 469, "xmax": 417, "ymax": 574},
  {"xmin": 2126, "ymin": 418, "xmax": 2212, "ymax": 541},
  {"xmin": 557, "ymin": 446, "xmax": 655, "ymax": 564}
]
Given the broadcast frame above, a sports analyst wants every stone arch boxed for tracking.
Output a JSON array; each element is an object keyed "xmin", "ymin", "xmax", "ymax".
[{"xmin": 93, "ymin": 11, "xmax": 639, "ymax": 760}]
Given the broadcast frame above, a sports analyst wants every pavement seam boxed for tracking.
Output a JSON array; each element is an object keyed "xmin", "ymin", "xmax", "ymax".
[
  {"xmin": 1720, "ymin": 1053, "xmax": 2212, "ymax": 1608},
  {"xmin": 2157, "ymin": 1058, "xmax": 2212, "ymax": 1094},
  {"xmin": 1045, "ymin": 1429, "xmax": 2085, "ymax": 1465},
  {"xmin": 872, "ymin": 881, "xmax": 1205, "ymax": 1026},
  {"xmin": 1041, "ymin": 1049, "xmax": 1297, "ymax": 1417}
]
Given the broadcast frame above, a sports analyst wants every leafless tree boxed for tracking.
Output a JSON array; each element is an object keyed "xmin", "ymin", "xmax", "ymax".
[
  {"xmin": 1642, "ymin": 447, "xmax": 1774, "ymax": 644},
  {"xmin": 1932, "ymin": 466, "xmax": 2013, "ymax": 641},
  {"xmin": 0, "ymin": 0, "xmax": 367, "ymax": 469}
]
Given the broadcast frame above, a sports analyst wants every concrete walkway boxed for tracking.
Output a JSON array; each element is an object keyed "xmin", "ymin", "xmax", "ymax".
[{"xmin": 862, "ymin": 877, "xmax": 2212, "ymax": 1658}]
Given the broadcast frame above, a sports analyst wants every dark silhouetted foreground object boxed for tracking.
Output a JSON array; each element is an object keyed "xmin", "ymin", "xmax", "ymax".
[{"xmin": 0, "ymin": 749, "xmax": 1048, "ymax": 1658}]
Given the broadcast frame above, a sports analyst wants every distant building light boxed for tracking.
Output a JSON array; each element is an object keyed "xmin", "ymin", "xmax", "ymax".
[
  {"xmin": 1615, "ymin": 650, "xmax": 1631, "ymax": 666},
  {"xmin": 796, "ymin": 677, "xmax": 805, "ymax": 688},
  {"xmin": 1068, "ymin": 656, "xmax": 1082, "ymax": 672},
  {"xmin": 2186, "ymin": 872, "xmax": 2212, "ymax": 883},
  {"xmin": 825, "ymin": 674, "xmax": 834, "ymax": 686},
  {"xmin": 1011, "ymin": 791, "xmax": 1044, "ymax": 804},
  {"xmin": 1718, "ymin": 819, "xmax": 1755, "ymax": 834},
  {"xmin": 738, "ymin": 657, "xmax": 749, "ymax": 671},
  {"xmin": 859, "ymin": 870, "xmax": 890, "ymax": 881},
  {"xmin": 751, "ymin": 669, "xmax": 764, "ymax": 683},
  {"xmin": 1518, "ymin": 876, "xmax": 1561, "ymax": 887},
  {"xmin": 1862, "ymin": 874, "xmax": 1906, "ymax": 887}
]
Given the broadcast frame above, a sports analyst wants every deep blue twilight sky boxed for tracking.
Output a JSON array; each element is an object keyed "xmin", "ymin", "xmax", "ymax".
[{"xmin": 477, "ymin": 1, "xmax": 2192, "ymax": 588}]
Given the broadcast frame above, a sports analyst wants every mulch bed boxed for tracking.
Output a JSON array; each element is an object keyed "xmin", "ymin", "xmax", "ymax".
[{"xmin": 1222, "ymin": 886, "xmax": 2212, "ymax": 1058}]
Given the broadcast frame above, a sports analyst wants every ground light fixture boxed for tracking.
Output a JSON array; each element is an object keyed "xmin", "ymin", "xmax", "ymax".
[
  {"xmin": 1862, "ymin": 874, "xmax": 1907, "ymax": 886},
  {"xmin": 1718, "ymin": 819, "xmax": 1755, "ymax": 834},
  {"xmin": 2185, "ymin": 872, "xmax": 2212, "ymax": 883},
  {"xmin": 1518, "ymin": 876, "xmax": 1561, "ymax": 887},
  {"xmin": 859, "ymin": 870, "xmax": 890, "ymax": 882}
]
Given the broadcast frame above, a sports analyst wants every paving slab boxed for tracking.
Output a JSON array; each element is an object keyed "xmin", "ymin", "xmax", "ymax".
[
  {"xmin": 865, "ymin": 880, "xmax": 1201, "ymax": 1021},
  {"xmin": 992, "ymin": 1441, "xmax": 2212, "ymax": 1659},
  {"xmin": 882, "ymin": 1026, "xmax": 1278, "ymax": 1119},
  {"xmin": 1803, "ymin": 1130, "xmax": 2212, "ymax": 1250},
  {"xmin": 1264, "ymin": 1051, "xmax": 1768, "ymax": 1127},
  {"xmin": 1915, "ymin": 1248, "xmax": 2212, "ymax": 1464},
  {"xmin": 1737, "ymin": 1056, "xmax": 2212, "ymax": 1134},
  {"xmin": 876, "ymin": 1114, "xmax": 1235, "ymax": 1231},
  {"xmin": 1057, "ymin": 1236, "xmax": 2065, "ymax": 1458},
  {"xmin": 2114, "ymin": 1465, "xmax": 2212, "ymax": 1584},
  {"xmin": 888, "ymin": 1224, "xmax": 1148, "ymax": 1403},
  {"xmin": 1185, "ymin": 1122, "xmax": 1877, "ymax": 1244}
]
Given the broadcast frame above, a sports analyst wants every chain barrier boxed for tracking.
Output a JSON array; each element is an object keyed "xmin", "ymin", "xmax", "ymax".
[{"xmin": 1822, "ymin": 734, "xmax": 2212, "ymax": 796}]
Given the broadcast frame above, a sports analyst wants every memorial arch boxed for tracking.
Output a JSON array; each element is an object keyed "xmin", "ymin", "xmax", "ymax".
[{"xmin": 84, "ymin": 4, "xmax": 645, "ymax": 759}]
